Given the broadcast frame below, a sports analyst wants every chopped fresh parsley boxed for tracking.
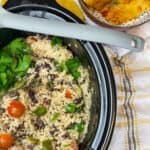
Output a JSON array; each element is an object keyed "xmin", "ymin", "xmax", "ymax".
[
  {"xmin": 63, "ymin": 144, "xmax": 71, "ymax": 147},
  {"xmin": 42, "ymin": 139, "xmax": 53, "ymax": 150},
  {"xmin": 28, "ymin": 136, "xmax": 40, "ymax": 144},
  {"xmin": 57, "ymin": 63, "xmax": 66, "ymax": 72},
  {"xmin": 33, "ymin": 106, "xmax": 47, "ymax": 116},
  {"xmin": 65, "ymin": 57, "xmax": 81, "ymax": 80},
  {"xmin": 51, "ymin": 37, "xmax": 63, "ymax": 46},
  {"xmin": 9, "ymin": 38, "xmax": 31, "ymax": 55},
  {"xmin": 57, "ymin": 57, "xmax": 81, "ymax": 80},
  {"xmin": 0, "ymin": 38, "xmax": 31, "ymax": 95},
  {"xmin": 50, "ymin": 112, "xmax": 60, "ymax": 121},
  {"xmin": 65, "ymin": 103, "xmax": 81, "ymax": 113},
  {"xmin": 70, "ymin": 122, "xmax": 85, "ymax": 133}
]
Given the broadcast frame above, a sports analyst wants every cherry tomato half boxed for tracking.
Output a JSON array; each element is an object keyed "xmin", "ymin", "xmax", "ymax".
[
  {"xmin": 0, "ymin": 133, "xmax": 14, "ymax": 149},
  {"xmin": 7, "ymin": 100, "xmax": 25, "ymax": 118},
  {"xmin": 65, "ymin": 90, "xmax": 73, "ymax": 99}
]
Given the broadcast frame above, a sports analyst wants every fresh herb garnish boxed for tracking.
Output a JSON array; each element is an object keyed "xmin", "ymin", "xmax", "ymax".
[
  {"xmin": 54, "ymin": 57, "xmax": 81, "ymax": 80},
  {"xmin": 57, "ymin": 57, "xmax": 81, "ymax": 80},
  {"xmin": 65, "ymin": 103, "xmax": 81, "ymax": 113},
  {"xmin": 70, "ymin": 122, "xmax": 84, "ymax": 133},
  {"xmin": 14, "ymin": 78, "xmax": 27, "ymax": 89},
  {"xmin": 14, "ymin": 55, "xmax": 31, "ymax": 73},
  {"xmin": 42, "ymin": 139, "xmax": 53, "ymax": 150},
  {"xmin": 0, "ymin": 38, "xmax": 31, "ymax": 95},
  {"xmin": 9, "ymin": 38, "xmax": 31, "ymax": 55},
  {"xmin": 63, "ymin": 144, "xmax": 71, "ymax": 147},
  {"xmin": 51, "ymin": 37, "xmax": 63, "ymax": 46},
  {"xmin": 50, "ymin": 112, "xmax": 60, "ymax": 121},
  {"xmin": 33, "ymin": 106, "xmax": 47, "ymax": 116},
  {"xmin": 65, "ymin": 57, "xmax": 81, "ymax": 80},
  {"xmin": 28, "ymin": 136, "xmax": 40, "ymax": 144},
  {"xmin": 57, "ymin": 63, "xmax": 66, "ymax": 72}
]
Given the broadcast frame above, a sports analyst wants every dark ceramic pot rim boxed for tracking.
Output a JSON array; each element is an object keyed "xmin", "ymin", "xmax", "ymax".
[{"xmin": 6, "ymin": 3, "xmax": 117, "ymax": 150}]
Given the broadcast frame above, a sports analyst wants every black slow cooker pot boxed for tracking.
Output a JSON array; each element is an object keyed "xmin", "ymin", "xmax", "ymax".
[{"xmin": 0, "ymin": 2, "xmax": 116, "ymax": 150}]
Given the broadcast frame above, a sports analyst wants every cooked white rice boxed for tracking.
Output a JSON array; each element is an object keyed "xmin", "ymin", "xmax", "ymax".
[{"xmin": 0, "ymin": 36, "xmax": 91, "ymax": 150}]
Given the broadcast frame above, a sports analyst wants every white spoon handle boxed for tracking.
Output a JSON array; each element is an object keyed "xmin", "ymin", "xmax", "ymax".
[{"xmin": 0, "ymin": 7, "xmax": 145, "ymax": 52}]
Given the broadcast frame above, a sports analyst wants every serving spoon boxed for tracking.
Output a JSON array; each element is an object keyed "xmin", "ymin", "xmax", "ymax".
[{"xmin": 0, "ymin": 7, "xmax": 145, "ymax": 52}]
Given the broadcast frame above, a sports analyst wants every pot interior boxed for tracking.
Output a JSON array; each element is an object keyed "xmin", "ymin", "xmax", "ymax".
[
  {"xmin": 0, "ymin": 8, "xmax": 101, "ymax": 150},
  {"xmin": 0, "ymin": 4, "xmax": 116, "ymax": 150}
]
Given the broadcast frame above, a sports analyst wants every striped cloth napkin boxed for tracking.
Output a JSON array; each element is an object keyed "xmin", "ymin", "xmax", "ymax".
[
  {"xmin": 106, "ymin": 22, "xmax": 150, "ymax": 150},
  {"xmin": 56, "ymin": 1, "xmax": 150, "ymax": 149}
]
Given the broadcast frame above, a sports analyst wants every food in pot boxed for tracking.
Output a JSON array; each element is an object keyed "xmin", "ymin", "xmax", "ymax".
[
  {"xmin": 0, "ymin": 36, "xmax": 91, "ymax": 150},
  {"xmin": 83, "ymin": 0, "xmax": 150, "ymax": 25}
]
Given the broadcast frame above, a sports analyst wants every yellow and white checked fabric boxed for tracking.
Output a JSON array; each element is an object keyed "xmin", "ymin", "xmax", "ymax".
[
  {"xmin": 108, "ymin": 22, "xmax": 150, "ymax": 150},
  {"xmin": 57, "ymin": 0, "xmax": 150, "ymax": 149}
]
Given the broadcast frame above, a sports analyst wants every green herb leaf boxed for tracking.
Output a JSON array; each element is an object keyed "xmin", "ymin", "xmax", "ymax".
[
  {"xmin": 71, "ymin": 71, "xmax": 81, "ymax": 80},
  {"xmin": 65, "ymin": 104, "xmax": 76, "ymax": 113},
  {"xmin": 63, "ymin": 144, "xmax": 71, "ymax": 147},
  {"xmin": 47, "ymin": 80, "xmax": 54, "ymax": 89},
  {"xmin": 0, "ymin": 73, "xmax": 7, "ymax": 86},
  {"xmin": 70, "ymin": 122, "xmax": 84, "ymax": 133},
  {"xmin": 0, "ymin": 37, "xmax": 32, "ymax": 95},
  {"xmin": 65, "ymin": 57, "xmax": 81, "ymax": 80},
  {"xmin": 15, "ymin": 55, "xmax": 31, "ymax": 73},
  {"xmin": 28, "ymin": 136, "xmax": 40, "ymax": 144},
  {"xmin": 0, "ymin": 65, "xmax": 6, "ymax": 72},
  {"xmin": 0, "ymin": 55, "xmax": 13, "ymax": 64},
  {"xmin": 33, "ymin": 106, "xmax": 47, "ymax": 116},
  {"xmin": 9, "ymin": 38, "xmax": 31, "ymax": 55},
  {"xmin": 51, "ymin": 112, "xmax": 60, "ymax": 121},
  {"xmin": 51, "ymin": 37, "xmax": 63, "ymax": 46},
  {"xmin": 57, "ymin": 57, "xmax": 81, "ymax": 79},
  {"xmin": 42, "ymin": 139, "xmax": 53, "ymax": 150},
  {"xmin": 14, "ymin": 78, "xmax": 27, "ymax": 89},
  {"xmin": 57, "ymin": 63, "xmax": 66, "ymax": 72},
  {"xmin": 65, "ymin": 104, "xmax": 81, "ymax": 113},
  {"xmin": 75, "ymin": 106, "xmax": 81, "ymax": 113}
]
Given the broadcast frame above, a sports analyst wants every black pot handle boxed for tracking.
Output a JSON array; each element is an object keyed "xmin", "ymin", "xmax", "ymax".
[
  {"xmin": 5, "ymin": 0, "xmax": 61, "ymax": 9},
  {"xmin": 5, "ymin": 0, "xmax": 84, "ymax": 24}
]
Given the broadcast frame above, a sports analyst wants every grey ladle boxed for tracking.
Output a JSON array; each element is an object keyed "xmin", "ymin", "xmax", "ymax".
[{"xmin": 0, "ymin": 7, "xmax": 145, "ymax": 52}]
